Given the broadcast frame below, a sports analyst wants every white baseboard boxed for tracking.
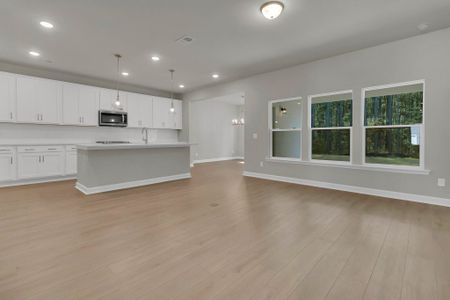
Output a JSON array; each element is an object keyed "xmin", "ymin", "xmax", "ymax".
[
  {"xmin": 193, "ymin": 157, "xmax": 244, "ymax": 164},
  {"xmin": 0, "ymin": 175, "xmax": 76, "ymax": 188},
  {"xmin": 75, "ymin": 173, "xmax": 192, "ymax": 195},
  {"xmin": 243, "ymin": 171, "xmax": 450, "ymax": 208}
]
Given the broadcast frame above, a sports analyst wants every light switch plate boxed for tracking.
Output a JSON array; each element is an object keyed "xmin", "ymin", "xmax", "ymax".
[
  {"xmin": 260, "ymin": 161, "xmax": 264, "ymax": 167},
  {"xmin": 252, "ymin": 133, "xmax": 258, "ymax": 139},
  {"xmin": 437, "ymin": 178, "xmax": 446, "ymax": 187}
]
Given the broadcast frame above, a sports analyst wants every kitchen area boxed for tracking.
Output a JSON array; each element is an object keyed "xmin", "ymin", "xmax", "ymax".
[{"xmin": 0, "ymin": 70, "xmax": 190, "ymax": 193}]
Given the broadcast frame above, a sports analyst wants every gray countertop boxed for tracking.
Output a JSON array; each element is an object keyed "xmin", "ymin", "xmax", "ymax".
[{"xmin": 76, "ymin": 142, "xmax": 192, "ymax": 151}]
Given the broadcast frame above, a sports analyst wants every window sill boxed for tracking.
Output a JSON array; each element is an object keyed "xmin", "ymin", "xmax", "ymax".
[{"xmin": 265, "ymin": 157, "xmax": 431, "ymax": 175}]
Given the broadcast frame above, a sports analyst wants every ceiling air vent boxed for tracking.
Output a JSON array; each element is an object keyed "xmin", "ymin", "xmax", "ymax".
[{"xmin": 176, "ymin": 35, "xmax": 194, "ymax": 45}]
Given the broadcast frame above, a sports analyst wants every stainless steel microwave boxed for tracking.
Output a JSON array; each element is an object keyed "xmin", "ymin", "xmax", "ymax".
[{"xmin": 98, "ymin": 110, "xmax": 128, "ymax": 127}]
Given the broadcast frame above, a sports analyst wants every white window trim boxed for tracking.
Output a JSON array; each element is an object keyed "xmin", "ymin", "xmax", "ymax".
[
  {"xmin": 265, "ymin": 157, "xmax": 430, "ymax": 175},
  {"xmin": 268, "ymin": 97, "xmax": 303, "ymax": 160},
  {"xmin": 307, "ymin": 90, "xmax": 353, "ymax": 165},
  {"xmin": 361, "ymin": 79, "xmax": 426, "ymax": 171}
]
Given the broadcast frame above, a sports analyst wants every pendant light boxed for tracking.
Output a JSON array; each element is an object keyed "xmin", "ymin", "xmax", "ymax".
[
  {"xmin": 169, "ymin": 69, "xmax": 175, "ymax": 113},
  {"xmin": 114, "ymin": 54, "xmax": 122, "ymax": 108}
]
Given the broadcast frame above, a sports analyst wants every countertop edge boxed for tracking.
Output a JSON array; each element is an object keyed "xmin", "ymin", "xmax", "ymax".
[{"xmin": 76, "ymin": 143, "xmax": 192, "ymax": 150}]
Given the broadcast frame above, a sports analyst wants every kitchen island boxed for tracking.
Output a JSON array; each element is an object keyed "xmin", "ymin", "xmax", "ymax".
[{"xmin": 75, "ymin": 143, "xmax": 191, "ymax": 195}]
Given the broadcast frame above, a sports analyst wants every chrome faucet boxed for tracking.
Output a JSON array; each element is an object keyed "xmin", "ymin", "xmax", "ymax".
[{"xmin": 141, "ymin": 127, "xmax": 149, "ymax": 144}]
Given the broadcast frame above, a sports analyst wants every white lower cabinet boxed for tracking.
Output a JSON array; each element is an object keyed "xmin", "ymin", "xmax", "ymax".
[
  {"xmin": 0, "ymin": 147, "xmax": 16, "ymax": 181},
  {"xmin": 65, "ymin": 146, "xmax": 77, "ymax": 175},
  {"xmin": 17, "ymin": 146, "xmax": 64, "ymax": 179},
  {"xmin": 17, "ymin": 153, "xmax": 41, "ymax": 179}
]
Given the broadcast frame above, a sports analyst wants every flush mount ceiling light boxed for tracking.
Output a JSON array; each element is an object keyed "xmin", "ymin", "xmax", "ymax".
[
  {"xmin": 260, "ymin": 1, "xmax": 284, "ymax": 20},
  {"xmin": 151, "ymin": 56, "xmax": 160, "ymax": 62},
  {"xmin": 39, "ymin": 21, "xmax": 54, "ymax": 29},
  {"xmin": 29, "ymin": 51, "xmax": 40, "ymax": 57},
  {"xmin": 212, "ymin": 73, "xmax": 219, "ymax": 79},
  {"xmin": 179, "ymin": 84, "xmax": 185, "ymax": 88},
  {"xmin": 121, "ymin": 72, "xmax": 129, "ymax": 76}
]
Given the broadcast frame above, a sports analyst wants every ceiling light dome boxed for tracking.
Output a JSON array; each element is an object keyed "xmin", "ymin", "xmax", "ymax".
[{"xmin": 260, "ymin": 1, "xmax": 284, "ymax": 20}]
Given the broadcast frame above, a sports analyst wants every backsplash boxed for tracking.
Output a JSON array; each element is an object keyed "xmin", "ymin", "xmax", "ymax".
[{"xmin": 0, "ymin": 123, "xmax": 178, "ymax": 144}]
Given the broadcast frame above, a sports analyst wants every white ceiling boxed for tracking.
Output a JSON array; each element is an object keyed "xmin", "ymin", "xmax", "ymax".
[{"xmin": 0, "ymin": 0, "xmax": 449, "ymax": 93}]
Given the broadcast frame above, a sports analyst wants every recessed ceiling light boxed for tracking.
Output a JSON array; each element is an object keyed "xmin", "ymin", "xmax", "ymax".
[
  {"xmin": 212, "ymin": 74, "xmax": 219, "ymax": 79},
  {"xmin": 29, "ymin": 51, "xmax": 40, "ymax": 57},
  {"xmin": 121, "ymin": 72, "xmax": 129, "ymax": 76},
  {"xmin": 179, "ymin": 84, "xmax": 185, "ymax": 88},
  {"xmin": 39, "ymin": 21, "xmax": 54, "ymax": 29},
  {"xmin": 151, "ymin": 56, "xmax": 160, "ymax": 61},
  {"xmin": 260, "ymin": 1, "xmax": 284, "ymax": 20}
]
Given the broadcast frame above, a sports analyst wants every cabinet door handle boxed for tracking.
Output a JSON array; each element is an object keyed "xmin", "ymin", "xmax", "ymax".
[
  {"xmin": 42, "ymin": 155, "xmax": 45, "ymax": 163},
  {"xmin": 10, "ymin": 157, "xmax": 13, "ymax": 164},
  {"xmin": 10, "ymin": 112, "xmax": 13, "ymax": 120},
  {"xmin": 38, "ymin": 156, "xmax": 41, "ymax": 163},
  {"xmin": 79, "ymin": 116, "xmax": 82, "ymax": 123}
]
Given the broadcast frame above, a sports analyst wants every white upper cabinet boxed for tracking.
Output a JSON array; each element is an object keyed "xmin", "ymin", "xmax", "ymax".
[
  {"xmin": 79, "ymin": 85, "xmax": 100, "ymax": 126},
  {"xmin": 173, "ymin": 100, "xmax": 183, "ymax": 129},
  {"xmin": 16, "ymin": 76, "xmax": 37, "ymax": 123},
  {"xmin": 0, "ymin": 72, "xmax": 16, "ymax": 122},
  {"xmin": 36, "ymin": 79, "xmax": 61, "ymax": 124},
  {"xmin": 127, "ymin": 92, "xmax": 153, "ymax": 128},
  {"xmin": 62, "ymin": 82, "xmax": 80, "ymax": 125},
  {"xmin": 17, "ymin": 76, "xmax": 62, "ymax": 124},
  {"xmin": 152, "ymin": 97, "xmax": 183, "ymax": 129},
  {"xmin": 62, "ymin": 83, "xmax": 99, "ymax": 126},
  {"xmin": 99, "ymin": 88, "xmax": 127, "ymax": 112},
  {"xmin": 152, "ymin": 97, "xmax": 171, "ymax": 129},
  {"xmin": 1, "ymin": 71, "xmax": 181, "ymax": 131}
]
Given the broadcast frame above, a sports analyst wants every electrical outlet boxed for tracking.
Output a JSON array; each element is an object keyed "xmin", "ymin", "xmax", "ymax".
[
  {"xmin": 260, "ymin": 161, "xmax": 264, "ymax": 167},
  {"xmin": 252, "ymin": 133, "xmax": 258, "ymax": 139},
  {"xmin": 437, "ymin": 178, "xmax": 446, "ymax": 187}
]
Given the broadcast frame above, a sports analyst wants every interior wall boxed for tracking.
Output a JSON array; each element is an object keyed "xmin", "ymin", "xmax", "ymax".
[
  {"xmin": 190, "ymin": 100, "xmax": 244, "ymax": 162},
  {"xmin": 183, "ymin": 27, "xmax": 450, "ymax": 200}
]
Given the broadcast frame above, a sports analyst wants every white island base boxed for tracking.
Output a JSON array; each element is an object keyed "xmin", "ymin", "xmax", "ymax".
[{"xmin": 75, "ymin": 143, "xmax": 191, "ymax": 195}]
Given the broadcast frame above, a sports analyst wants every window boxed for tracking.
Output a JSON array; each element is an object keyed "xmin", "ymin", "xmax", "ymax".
[
  {"xmin": 363, "ymin": 81, "xmax": 424, "ymax": 168},
  {"xmin": 309, "ymin": 91, "xmax": 352, "ymax": 162},
  {"xmin": 269, "ymin": 98, "xmax": 302, "ymax": 159}
]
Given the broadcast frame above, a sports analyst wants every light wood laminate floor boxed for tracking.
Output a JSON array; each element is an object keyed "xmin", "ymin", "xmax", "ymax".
[{"xmin": 0, "ymin": 160, "xmax": 449, "ymax": 300}]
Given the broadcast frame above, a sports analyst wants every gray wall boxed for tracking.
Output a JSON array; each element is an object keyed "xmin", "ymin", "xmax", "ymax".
[
  {"xmin": 184, "ymin": 28, "xmax": 450, "ymax": 199},
  {"xmin": 190, "ymin": 100, "xmax": 244, "ymax": 161}
]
